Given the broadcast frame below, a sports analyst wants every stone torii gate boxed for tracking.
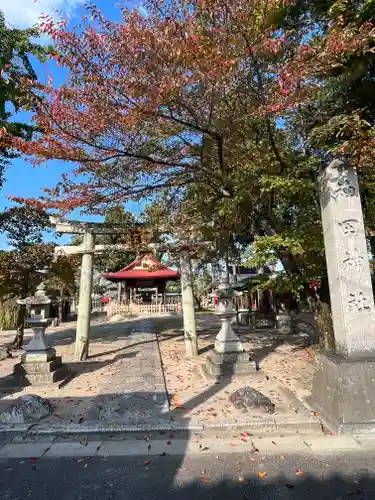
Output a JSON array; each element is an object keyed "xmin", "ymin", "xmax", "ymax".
[
  {"xmin": 50, "ymin": 217, "xmax": 149, "ymax": 360},
  {"xmin": 50, "ymin": 218, "xmax": 199, "ymax": 361}
]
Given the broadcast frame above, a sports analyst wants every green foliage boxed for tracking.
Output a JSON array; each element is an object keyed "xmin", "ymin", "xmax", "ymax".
[
  {"xmin": 192, "ymin": 267, "xmax": 212, "ymax": 310},
  {"xmin": 0, "ymin": 10, "xmax": 49, "ymax": 183},
  {"xmin": 0, "ymin": 244, "xmax": 54, "ymax": 300},
  {"xmin": 0, "ymin": 205, "xmax": 51, "ymax": 249},
  {"xmin": 246, "ymin": 272, "xmax": 306, "ymax": 295},
  {"xmin": 0, "ymin": 205, "xmax": 77, "ymax": 301},
  {"xmin": 0, "ymin": 303, "xmax": 19, "ymax": 330},
  {"xmin": 45, "ymin": 254, "xmax": 79, "ymax": 296}
]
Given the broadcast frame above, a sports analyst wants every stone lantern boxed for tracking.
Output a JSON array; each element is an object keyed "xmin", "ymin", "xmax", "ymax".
[
  {"xmin": 14, "ymin": 289, "xmax": 67, "ymax": 386},
  {"xmin": 205, "ymin": 278, "xmax": 255, "ymax": 377}
]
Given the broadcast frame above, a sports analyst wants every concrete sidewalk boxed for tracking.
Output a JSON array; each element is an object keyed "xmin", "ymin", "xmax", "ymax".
[{"xmin": 1, "ymin": 432, "xmax": 375, "ymax": 458}]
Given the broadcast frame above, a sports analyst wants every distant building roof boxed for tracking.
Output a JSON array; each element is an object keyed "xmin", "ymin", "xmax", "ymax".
[{"xmin": 104, "ymin": 254, "xmax": 180, "ymax": 282}]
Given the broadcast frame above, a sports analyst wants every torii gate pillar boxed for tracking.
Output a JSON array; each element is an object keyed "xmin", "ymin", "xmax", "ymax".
[{"xmin": 75, "ymin": 232, "xmax": 95, "ymax": 360}]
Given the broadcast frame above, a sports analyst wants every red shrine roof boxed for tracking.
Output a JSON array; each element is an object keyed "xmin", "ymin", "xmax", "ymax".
[{"xmin": 104, "ymin": 254, "xmax": 180, "ymax": 281}]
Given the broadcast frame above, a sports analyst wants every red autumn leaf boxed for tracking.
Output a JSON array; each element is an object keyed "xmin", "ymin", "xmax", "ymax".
[
  {"xmin": 296, "ymin": 468, "xmax": 303, "ymax": 476},
  {"xmin": 240, "ymin": 438, "xmax": 247, "ymax": 443}
]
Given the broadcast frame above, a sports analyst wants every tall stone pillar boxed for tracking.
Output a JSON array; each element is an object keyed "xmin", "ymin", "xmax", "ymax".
[
  {"xmin": 117, "ymin": 282, "xmax": 122, "ymax": 302},
  {"xmin": 180, "ymin": 251, "xmax": 198, "ymax": 357},
  {"xmin": 309, "ymin": 159, "xmax": 375, "ymax": 433},
  {"xmin": 75, "ymin": 232, "xmax": 95, "ymax": 361}
]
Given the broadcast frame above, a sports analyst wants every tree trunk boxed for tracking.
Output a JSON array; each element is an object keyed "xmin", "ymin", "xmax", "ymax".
[
  {"xmin": 194, "ymin": 295, "xmax": 202, "ymax": 311},
  {"xmin": 12, "ymin": 304, "xmax": 26, "ymax": 350},
  {"xmin": 58, "ymin": 286, "xmax": 64, "ymax": 323},
  {"xmin": 312, "ymin": 278, "xmax": 335, "ymax": 352}
]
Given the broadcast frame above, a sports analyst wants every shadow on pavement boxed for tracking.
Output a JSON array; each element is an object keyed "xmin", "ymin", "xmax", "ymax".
[{"xmin": 1, "ymin": 448, "xmax": 375, "ymax": 500}]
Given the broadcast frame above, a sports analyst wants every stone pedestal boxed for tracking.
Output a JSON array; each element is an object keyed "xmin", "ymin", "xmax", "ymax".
[
  {"xmin": 206, "ymin": 350, "xmax": 256, "ymax": 376},
  {"xmin": 308, "ymin": 352, "xmax": 375, "ymax": 434},
  {"xmin": 14, "ymin": 321, "xmax": 67, "ymax": 387},
  {"xmin": 309, "ymin": 160, "xmax": 375, "ymax": 433},
  {"xmin": 276, "ymin": 313, "xmax": 292, "ymax": 335}
]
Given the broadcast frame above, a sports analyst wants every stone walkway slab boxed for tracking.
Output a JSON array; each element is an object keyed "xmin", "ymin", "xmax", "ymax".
[
  {"xmin": 45, "ymin": 441, "xmax": 102, "ymax": 457},
  {"xmin": 0, "ymin": 442, "xmax": 51, "ymax": 458},
  {"xmin": 2, "ymin": 434, "xmax": 375, "ymax": 458},
  {"xmin": 304, "ymin": 436, "xmax": 362, "ymax": 453}
]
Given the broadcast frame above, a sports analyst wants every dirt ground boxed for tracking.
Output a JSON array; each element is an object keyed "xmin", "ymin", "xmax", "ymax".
[
  {"xmin": 157, "ymin": 313, "xmax": 318, "ymax": 425},
  {"xmin": 0, "ymin": 312, "xmax": 318, "ymax": 426}
]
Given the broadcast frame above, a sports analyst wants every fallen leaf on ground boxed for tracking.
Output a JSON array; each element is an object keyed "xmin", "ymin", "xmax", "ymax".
[
  {"xmin": 272, "ymin": 441, "xmax": 277, "ymax": 445},
  {"xmin": 251, "ymin": 442, "xmax": 259, "ymax": 453},
  {"xmin": 184, "ymin": 457, "xmax": 189, "ymax": 462},
  {"xmin": 241, "ymin": 438, "xmax": 247, "ymax": 443},
  {"xmin": 312, "ymin": 411, "xmax": 319, "ymax": 417},
  {"xmin": 28, "ymin": 458, "xmax": 37, "ymax": 463},
  {"xmin": 200, "ymin": 478, "xmax": 209, "ymax": 483},
  {"xmin": 258, "ymin": 472, "xmax": 267, "ymax": 479},
  {"xmin": 144, "ymin": 460, "xmax": 151, "ymax": 465},
  {"xmin": 200, "ymin": 446, "xmax": 210, "ymax": 452},
  {"xmin": 229, "ymin": 443, "xmax": 237, "ymax": 447},
  {"xmin": 285, "ymin": 483, "xmax": 295, "ymax": 489},
  {"xmin": 78, "ymin": 417, "xmax": 84, "ymax": 424},
  {"xmin": 296, "ymin": 468, "xmax": 303, "ymax": 476},
  {"xmin": 280, "ymin": 456, "xmax": 285, "ymax": 460}
]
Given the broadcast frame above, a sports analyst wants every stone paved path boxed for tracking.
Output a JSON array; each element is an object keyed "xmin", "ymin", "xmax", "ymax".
[{"xmin": 86, "ymin": 319, "xmax": 170, "ymax": 425}]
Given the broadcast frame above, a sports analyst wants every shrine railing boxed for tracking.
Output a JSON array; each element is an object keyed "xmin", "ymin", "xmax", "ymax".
[{"xmin": 106, "ymin": 301, "xmax": 181, "ymax": 316}]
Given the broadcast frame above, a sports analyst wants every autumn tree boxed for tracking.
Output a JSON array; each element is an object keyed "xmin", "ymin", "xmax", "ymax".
[{"xmin": 5, "ymin": 0, "xmax": 375, "ymax": 325}]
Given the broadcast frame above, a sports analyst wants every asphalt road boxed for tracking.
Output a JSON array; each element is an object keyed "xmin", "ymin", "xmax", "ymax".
[{"xmin": 2, "ymin": 451, "xmax": 375, "ymax": 499}]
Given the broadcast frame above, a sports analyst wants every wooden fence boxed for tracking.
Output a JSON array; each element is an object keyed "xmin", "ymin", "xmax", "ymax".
[{"xmin": 106, "ymin": 301, "xmax": 181, "ymax": 317}]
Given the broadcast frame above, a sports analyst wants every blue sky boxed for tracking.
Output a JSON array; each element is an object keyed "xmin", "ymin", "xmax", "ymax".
[{"xmin": 0, "ymin": 0, "xmax": 145, "ymax": 248}]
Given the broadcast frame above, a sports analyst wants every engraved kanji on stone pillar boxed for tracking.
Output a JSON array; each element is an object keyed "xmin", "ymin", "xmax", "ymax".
[{"xmin": 319, "ymin": 159, "xmax": 375, "ymax": 357}]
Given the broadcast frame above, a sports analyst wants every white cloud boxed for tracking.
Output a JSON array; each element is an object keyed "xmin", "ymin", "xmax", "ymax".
[{"xmin": 0, "ymin": 0, "xmax": 83, "ymax": 29}]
